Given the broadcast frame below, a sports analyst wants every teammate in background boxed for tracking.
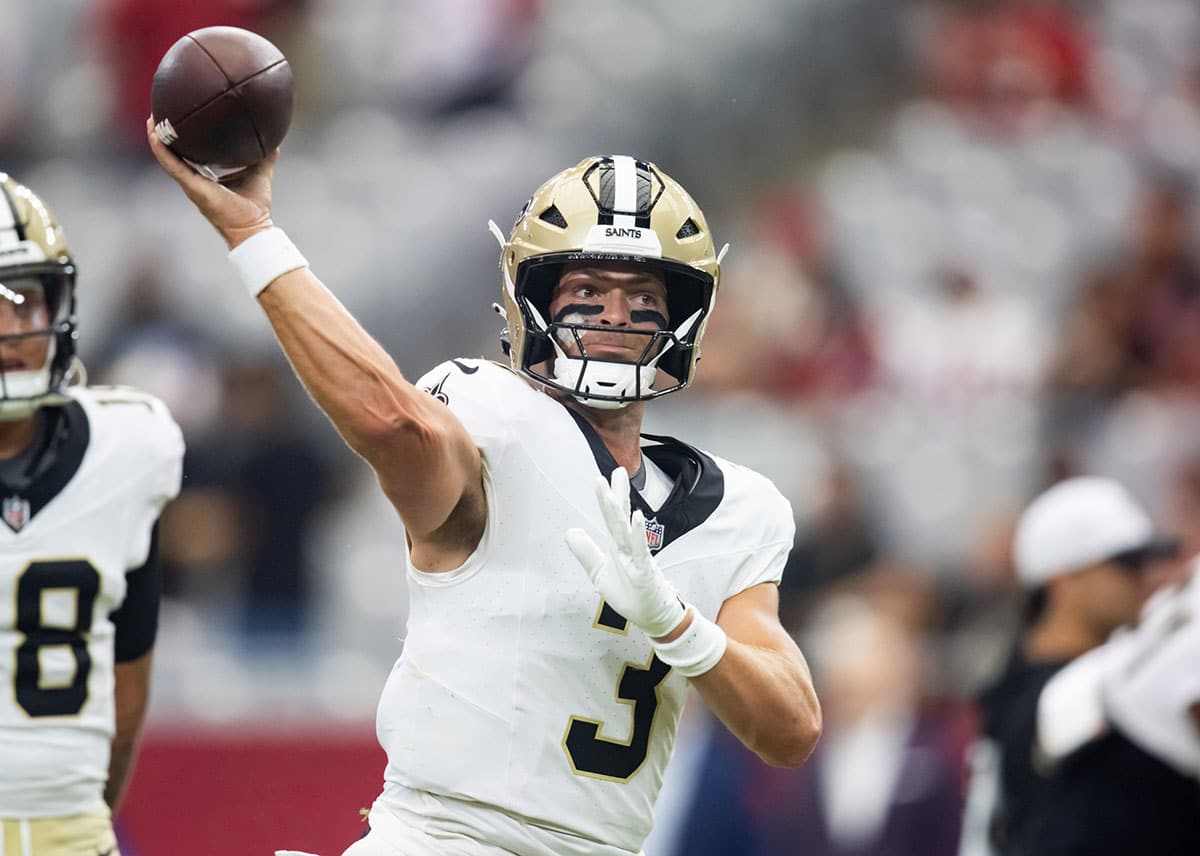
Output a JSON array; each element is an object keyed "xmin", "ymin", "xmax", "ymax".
[
  {"xmin": 0, "ymin": 175, "xmax": 184, "ymax": 854},
  {"xmin": 957, "ymin": 477, "xmax": 1178, "ymax": 856},
  {"xmin": 148, "ymin": 121, "xmax": 821, "ymax": 856},
  {"xmin": 1030, "ymin": 558, "xmax": 1199, "ymax": 856}
]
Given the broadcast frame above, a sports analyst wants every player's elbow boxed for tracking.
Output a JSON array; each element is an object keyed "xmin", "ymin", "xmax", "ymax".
[
  {"xmin": 758, "ymin": 703, "xmax": 822, "ymax": 768},
  {"xmin": 350, "ymin": 402, "xmax": 438, "ymax": 461}
]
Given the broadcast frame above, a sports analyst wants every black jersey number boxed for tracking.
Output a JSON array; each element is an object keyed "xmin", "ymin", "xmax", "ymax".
[
  {"xmin": 563, "ymin": 620, "xmax": 672, "ymax": 783},
  {"xmin": 14, "ymin": 560, "xmax": 100, "ymax": 717}
]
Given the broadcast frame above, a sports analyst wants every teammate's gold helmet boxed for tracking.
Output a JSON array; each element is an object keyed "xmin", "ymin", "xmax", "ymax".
[
  {"xmin": 0, "ymin": 174, "xmax": 78, "ymax": 419},
  {"xmin": 492, "ymin": 155, "xmax": 724, "ymax": 408}
]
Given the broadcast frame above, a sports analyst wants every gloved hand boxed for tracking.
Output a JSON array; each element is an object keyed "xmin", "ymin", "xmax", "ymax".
[{"xmin": 566, "ymin": 467, "xmax": 687, "ymax": 639}]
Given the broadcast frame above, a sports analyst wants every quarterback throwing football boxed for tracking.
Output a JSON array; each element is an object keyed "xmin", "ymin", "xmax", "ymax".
[
  {"xmin": 149, "ymin": 122, "xmax": 821, "ymax": 856},
  {"xmin": 0, "ymin": 174, "xmax": 183, "ymax": 855}
]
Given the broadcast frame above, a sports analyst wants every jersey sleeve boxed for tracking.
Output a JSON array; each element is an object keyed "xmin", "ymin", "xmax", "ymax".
[
  {"xmin": 111, "ymin": 523, "xmax": 163, "ymax": 662},
  {"xmin": 143, "ymin": 393, "xmax": 185, "ymax": 508},
  {"xmin": 110, "ymin": 390, "xmax": 185, "ymax": 570},
  {"xmin": 413, "ymin": 359, "xmax": 530, "ymax": 458},
  {"xmin": 724, "ymin": 473, "xmax": 796, "ymax": 597}
]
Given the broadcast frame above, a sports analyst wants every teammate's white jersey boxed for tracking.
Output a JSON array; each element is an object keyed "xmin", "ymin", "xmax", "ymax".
[
  {"xmin": 0, "ymin": 386, "xmax": 183, "ymax": 818},
  {"xmin": 373, "ymin": 360, "xmax": 795, "ymax": 855},
  {"xmin": 1100, "ymin": 565, "xmax": 1200, "ymax": 777}
]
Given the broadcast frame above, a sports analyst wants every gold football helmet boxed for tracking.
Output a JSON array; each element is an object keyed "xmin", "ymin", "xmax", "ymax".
[
  {"xmin": 490, "ymin": 155, "xmax": 725, "ymax": 408},
  {"xmin": 0, "ymin": 174, "xmax": 79, "ymax": 419}
]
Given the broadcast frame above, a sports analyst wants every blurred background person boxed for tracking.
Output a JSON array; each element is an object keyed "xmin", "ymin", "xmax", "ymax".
[
  {"xmin": 958, "ymin": 476, "xmax": 1180, "ymax": 856},
  {"xmin": 671, "ymin": 586, "xmax": 963, "ymax": 856},
  {"xmin": 1031, "ymin": 559, "xmax": 1198, "ymax": 856}
]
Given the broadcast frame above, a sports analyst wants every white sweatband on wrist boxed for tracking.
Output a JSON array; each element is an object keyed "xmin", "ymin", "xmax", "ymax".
[
  {"xmin": 228, "ymin": 227, "xmax": 309, "ymax": 298},
  {"xmin": 650, "ymin": 609, "xmax": 728, "ymax": 678}
]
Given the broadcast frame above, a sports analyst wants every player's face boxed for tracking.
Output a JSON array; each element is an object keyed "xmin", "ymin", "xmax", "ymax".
[
  {"xmin": 548, "ymin": 263, "xmax": 669, "ymax": 362},
  {"xmin": 0, "ymin": 277, "xmax": 52, "ymax": 371},
  {"xmin": 1070, "ymin": 559, "xmax": 1146, "ymax": 637}
]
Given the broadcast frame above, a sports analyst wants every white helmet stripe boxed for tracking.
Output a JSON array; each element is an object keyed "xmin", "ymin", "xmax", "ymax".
[
  {"xmin": 611, "ymin": 155, "xmax": 637, "ymax": 228},
  {"xmin": 0, "ymin": 184, "xmax": 18, "ymax": 250}
]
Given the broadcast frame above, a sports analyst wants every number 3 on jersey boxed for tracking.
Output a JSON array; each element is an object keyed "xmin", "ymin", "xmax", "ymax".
[
  {"xmin": 14, "ymin": 560, "xmax": 100, "ymax": 717},
  {"xmin": 563, "ymin": 602, "xmax": 672, "ymax": 782}
]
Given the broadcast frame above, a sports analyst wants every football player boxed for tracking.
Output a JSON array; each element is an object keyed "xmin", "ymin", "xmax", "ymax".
[
  {"xmin": 0, "ymin": 174, "xmax": 183, "ymax": 854},
  {"xmin": 957, "ymin": 477, "xmax": 1178, "ymax": 856},
  {"xmin": 148, "ymin": 121, "xmax": 822, "ymax": 856},
  {"xmin": 1031, "ymin": 558, "xmax": 1199, "ymax": 855}
]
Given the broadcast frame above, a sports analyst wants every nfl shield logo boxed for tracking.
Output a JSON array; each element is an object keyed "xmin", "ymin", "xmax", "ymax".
[
  {"xmin": 2, "ymin": 495, "xmax": 30, "ymax": 532},
  {"xmin": 644, "ymin": 517, "xmax": 665, "ymax": 552}
]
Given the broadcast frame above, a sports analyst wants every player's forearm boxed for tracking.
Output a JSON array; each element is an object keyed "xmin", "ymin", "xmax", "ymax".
[
  {"xmin": 105, "ymin": 734, "xmax": 141, "ymax": 811},
  {"xmin": 108, "ymin": 654, "xmax": 153, "ymax": 811},
  {"xmin": 692, "ymin": 639, "xmax": 821, "ymax": 768}
]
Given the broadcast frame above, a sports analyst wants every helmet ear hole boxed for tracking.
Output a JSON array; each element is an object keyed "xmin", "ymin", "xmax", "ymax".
[{"xmin": 538, "ymin": 206, "xmax": 568, "ymax": 229}]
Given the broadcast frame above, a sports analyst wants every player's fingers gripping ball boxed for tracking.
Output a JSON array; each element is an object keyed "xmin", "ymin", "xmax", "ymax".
[{"xmin": 565, "ymin": 468, "xmax": 686, "ymax": 639}]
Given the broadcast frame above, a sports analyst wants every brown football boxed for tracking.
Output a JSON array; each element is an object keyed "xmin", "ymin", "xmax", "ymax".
[{"xmin": 151, "ymin": 26, "xmax": 295, "ymax": 182}]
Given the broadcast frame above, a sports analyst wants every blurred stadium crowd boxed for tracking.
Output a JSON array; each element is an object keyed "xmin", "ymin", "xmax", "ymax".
[{"xmin": 3, "ymin": 0, "xmax": 1200, "ymax": 853}]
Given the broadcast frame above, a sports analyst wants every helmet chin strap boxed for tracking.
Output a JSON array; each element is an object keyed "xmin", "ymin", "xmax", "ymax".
[
  {"xmin": 531, "ymin": 300, "xmax": 709, "ymax": 409},
  {"xmin": 551, "ymin": 357, "xmax": 656, "ymax": 410},
  {"xmin": 524, "ymin": 300, "xmax": 653, "ymax": 409},
  {"xmin": 0, "ymin": 366, "xmax": 55, "ymax": 420},
  {"xmin": 0, "ymin": 336, "xmax": 66, "ymax": 421}
]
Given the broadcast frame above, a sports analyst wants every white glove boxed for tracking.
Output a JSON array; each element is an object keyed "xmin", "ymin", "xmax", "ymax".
[{"xmin": 566, "ymin": 467, "xmax": 687, "ymax": 639}]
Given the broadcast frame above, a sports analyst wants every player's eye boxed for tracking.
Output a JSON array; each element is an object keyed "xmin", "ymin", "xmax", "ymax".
[
  {"xmin": 635, "ymin": 291, "xmax": 663, "ymax": 307},
  {"xmin": 16, "ymin": 293, "xmax": 46, "ymax": 314}
]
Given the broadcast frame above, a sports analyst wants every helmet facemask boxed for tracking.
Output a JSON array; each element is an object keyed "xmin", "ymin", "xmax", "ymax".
[
  {"xmin": 492, "ymin": 156, "xmax": 724, "ymax": 409},
  {"xmin": 0, "ymin": 269, "xmax": 77, "ymax": 420},
  {"xmin": 508, "ymin": 252, "xmax": 711, "ymax": 408}
]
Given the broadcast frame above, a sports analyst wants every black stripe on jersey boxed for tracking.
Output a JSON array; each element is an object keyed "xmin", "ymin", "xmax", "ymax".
[
  {"xmin": 0, "ymin": 400, "xmax": 89, "ymax": 529},
  {"xmin": 111, "ymin": 522, "xmax": 163, "ymax": 662},
  {"xmin": 567, "ymin": 409, "xmax": 724, "ymax": 553}
]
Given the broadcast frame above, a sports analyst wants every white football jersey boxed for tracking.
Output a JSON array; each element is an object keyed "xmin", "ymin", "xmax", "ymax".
[
  {"xmin": 1100, "ymin": 565, "xmax": 1200, "ymax": 777},
  {"xmin": 374, "ymin": 360, "xmax": 795, "ymax": 855},
  {"xmin": 0, "ymin": 386, "xmax": 183, "ymax": 818}
]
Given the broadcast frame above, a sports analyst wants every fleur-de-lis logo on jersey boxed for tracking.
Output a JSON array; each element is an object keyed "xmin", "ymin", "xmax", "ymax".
[{"xmin": 424, "ymin": 374, "xmax": 451, "ymax": 405}]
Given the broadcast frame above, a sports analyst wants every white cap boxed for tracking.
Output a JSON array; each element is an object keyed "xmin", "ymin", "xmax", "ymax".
[{"xmin": 1013, "ymin": 477, "xmax": 1168, "ymax": 586}]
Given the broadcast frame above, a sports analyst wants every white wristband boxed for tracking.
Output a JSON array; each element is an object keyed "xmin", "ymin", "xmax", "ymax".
[
  {"xmin": 228, "ymin": 227, "xmax": 309, "ymax": 298},
  {"xmin": 650, "ymin": 608, "xmax": 727, "ymax": 678}
]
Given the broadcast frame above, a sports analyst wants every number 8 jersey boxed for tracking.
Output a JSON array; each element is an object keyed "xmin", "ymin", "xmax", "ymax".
[
  {"xmin": 0, "ymin": 387, "xmax": 183, "ymax": 818},
  {"xmin": 373, "ymin": 360, "xmax": 794, "ymax": 855}
]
